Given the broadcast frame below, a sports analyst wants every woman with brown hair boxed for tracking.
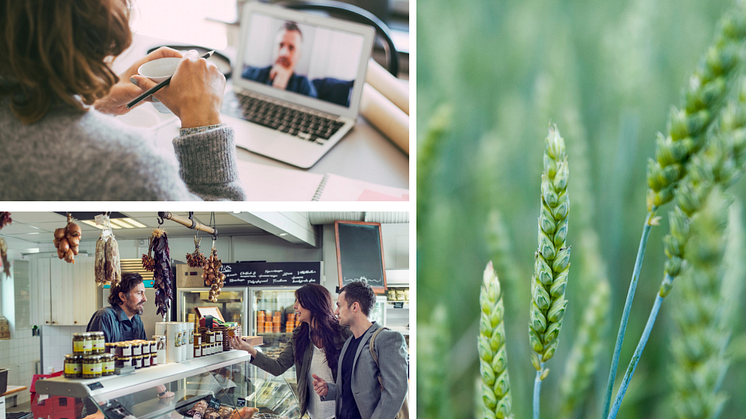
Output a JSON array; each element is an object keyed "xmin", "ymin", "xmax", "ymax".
[
  {"xmin": 228, "ymin": 284, "xmax": 351, "ymax": 419},
  {"xmin": 0, "ymin": 0, "xmax": 245, "ymax": 200}
]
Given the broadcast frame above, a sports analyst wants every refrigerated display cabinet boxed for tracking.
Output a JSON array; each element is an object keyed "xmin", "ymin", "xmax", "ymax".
[
  {"xmin": 249, "ymin": 288, "xmax": 297, "ymax": 358},
  {"xmin": 33, "ymin": 351, "xmax": 300, "ymax": 419}
]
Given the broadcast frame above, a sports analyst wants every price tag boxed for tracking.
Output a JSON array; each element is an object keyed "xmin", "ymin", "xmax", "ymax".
[{"xmin": 393, "ymin": 302, "xmax": 404, "ymax": 309}]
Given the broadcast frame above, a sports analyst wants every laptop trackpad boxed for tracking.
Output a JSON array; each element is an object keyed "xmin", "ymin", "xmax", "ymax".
[{"xmin": 224, "ymin": 114, "xmax": 280, "ymax": 151}]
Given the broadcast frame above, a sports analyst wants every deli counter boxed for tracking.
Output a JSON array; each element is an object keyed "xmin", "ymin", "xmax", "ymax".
[{"xmin": 33, "ymin": 351, "xmax": 299, "ymax": 419}]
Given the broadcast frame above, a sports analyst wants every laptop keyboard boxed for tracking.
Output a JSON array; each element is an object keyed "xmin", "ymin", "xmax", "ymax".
[{"xmin": 222, "ymin": 92, "xmax": 346, "ymax": 145}]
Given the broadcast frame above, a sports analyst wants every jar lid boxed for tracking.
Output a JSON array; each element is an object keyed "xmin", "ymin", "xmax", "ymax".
[
  {"xmin": 65, "ymin": 354, "xmax": 80, "ymax": 360},
  {"xmin": 117, "ymin": 355, "xmax": 132, "ymax": 360},
  {"xmin": 102, "ymin": 353, "xmax": 115, "ymax": 360},
  {"xmin": 91, "ymin": 331, "xmax": 104, "ymax": 337},
  {"xmin": 133, "ymin": 355, "xmax": 142, "ymax": 358},
  {"xmin": 84, "ymin": 355, "xmax": 101, "ymax": 361},
  {"xmin": 73, "ymin": 333, "xmax": 85, "ymax": 338}
]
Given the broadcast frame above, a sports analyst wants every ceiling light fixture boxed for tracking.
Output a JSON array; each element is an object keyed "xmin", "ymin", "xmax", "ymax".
[
  {"xmin": 81, "ymin": 220, "xmax": 105, "ymax": 230},
  {"xmin": 123, "ymin": 218, "xmax": 147, "ymax": 228},
  {"xmin": 109, "ymin": 219, "xmax": 134, "ymax": 229}
]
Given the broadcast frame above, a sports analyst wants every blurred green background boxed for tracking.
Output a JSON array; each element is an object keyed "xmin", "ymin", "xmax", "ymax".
[{"xmin": 416, "ymin": 0, "xmax": 746, "ymax": 418}]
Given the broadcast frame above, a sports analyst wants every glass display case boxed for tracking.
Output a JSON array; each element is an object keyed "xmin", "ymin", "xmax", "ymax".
[
  {"xmin": 33, "ymin": 351, "xmax": 299, "ymax": 419},
  {"xmin": 179, "ymin": 288, "xmax": 248, "ymax": 333},
  {"xmin": 249, "ymin": 288, "xmax": 297, "ymax": 357}
]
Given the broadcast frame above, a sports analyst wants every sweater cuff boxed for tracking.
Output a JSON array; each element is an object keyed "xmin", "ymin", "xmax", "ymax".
[
  {"xmin": 179, "ymin": 123, "xmax": 226, "ymax": 137},
  {"xmin": 172, "ymin": 126, "xmax": 240, "ymax": 187}
]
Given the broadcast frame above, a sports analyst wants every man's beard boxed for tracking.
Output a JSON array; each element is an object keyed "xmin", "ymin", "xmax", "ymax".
[{"xmin": 127, "ymin": 300, "xmax": 145, "ymax": 315}]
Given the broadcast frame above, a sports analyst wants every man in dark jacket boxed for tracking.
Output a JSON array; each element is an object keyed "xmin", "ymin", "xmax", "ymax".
[
  {"xmin": 242, "ymin": 21, "xmax": 318, "ymax": 97},
  {"xmin": 313, "ymin": 281, "xmax": 409, "ymax": 419}
]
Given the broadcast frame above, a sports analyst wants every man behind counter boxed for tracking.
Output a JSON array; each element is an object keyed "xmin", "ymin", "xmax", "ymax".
[
  {"xmin": 86, "ymin": 272, "xmax": 173, "ymax": 401},
  {"xmin": 87, "ymin": 272, "xmax": 147, "ymax": 342}
]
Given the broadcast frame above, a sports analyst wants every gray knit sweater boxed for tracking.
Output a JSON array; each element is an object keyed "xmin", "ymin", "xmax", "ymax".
[{"xmin": 0, "ymin": 99, "xmax": 246, "ymax": 201}]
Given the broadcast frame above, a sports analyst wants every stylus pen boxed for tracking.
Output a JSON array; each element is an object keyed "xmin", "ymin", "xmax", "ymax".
[{"xmin": 126, "ymin": 50, "xmax": 215, "ymax": 109}]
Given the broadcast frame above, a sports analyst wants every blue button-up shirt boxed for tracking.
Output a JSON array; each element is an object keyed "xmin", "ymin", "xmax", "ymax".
[{"xmin": 86, "ymin": 305, "xmax": 146, "ymax": 343}]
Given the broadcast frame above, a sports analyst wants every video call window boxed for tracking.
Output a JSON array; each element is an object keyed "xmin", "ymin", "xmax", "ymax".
[{"xmin": 241, "ymin": 13, "xmax": 366, "ymax": 108}]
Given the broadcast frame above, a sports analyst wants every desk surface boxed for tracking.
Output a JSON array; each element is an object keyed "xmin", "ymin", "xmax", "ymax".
[
  {"xmin": 113, "ymin": 29, "xmax": 409, "ymax": 191},
  {"xmin": 1, "ymin": 386, "xmax": 26, "ymax": 397}
]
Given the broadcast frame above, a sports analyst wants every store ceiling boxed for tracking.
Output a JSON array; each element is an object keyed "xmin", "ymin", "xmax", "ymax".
[
  {"xmin": 1, "ymin": 212, "xmax": 268, "ymax": 246},
  {"xmin": 0, "ymin": 212, "xmax": 409, "ymax": 253}
]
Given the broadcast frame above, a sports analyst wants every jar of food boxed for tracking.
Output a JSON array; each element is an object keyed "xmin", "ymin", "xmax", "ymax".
[
  {"xmin": 83, "ymin": 355, "xmax": 102, "ymax": 379},
  {"xmin": 82, "ymin": 333, "xmax": 94, "ymax": 355},
  {"xmin": 206, "ymin": 331, "xmax": 215, "ymax": 343},
  {"xmin": 387, "ymin": 289, "xmax": 396, "ymax": 301},
  {"xmin": 102, "ymin": 354, "xmax": 116, "ymax": 376},
  {"xmin": 403, "ymin": 288, "xmax": 409, "ymax": 301},
  {"xmin": 149, "ymin": 340, "xmax": 157, "ymax": 354},
  {"xmin": 202, "ymin": 343, "xmax": 209, "ymax": 356},
  {"xmin": 91, "ymin": 332, "xmax": 105, "ymax": 355},
  {"xmin": 140, "ymin": 341, "xmax": 150, "ymax": 355},
  {"xmin": 150, "ymin": 350, "xmax": 158, "ymax": 366},
  {"xmin": 194, "ymin": 333, "xmax": 202, "ymax": 346},
  {"xmin": 133, "ymin": 354, "xmax": 143, "ymax": 369},
  {"xmin": 194, "ymin": 345, "xmax": 201, "ymax": 358},
  {"xmin": 64, "ymin": 354, "xmax": 82, "ymax": 379},
  {"xmin": 72, "ymin": 333, "xmax": 87, "ymax": 355},
  {"xmin": 140, "ymin": 353, "xmax": 150, "ymax": 368},
  {"xmin": 117, "ymin": 342, "xmax": 132, "ymax": 357},
  {"xmin": 116, "ymin": 355, "xmax": 132, "ymax": 369},
  {"xmin": 131, "ymin": 341, "xmax": 142, "ymax": 356},
  {"xmin": 105, "ymin": 343, "xmax": 117, "ymax": 354}
]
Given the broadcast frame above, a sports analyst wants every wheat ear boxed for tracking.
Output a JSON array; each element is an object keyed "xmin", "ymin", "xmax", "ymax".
[
  {"xmin": 670, "ymin": 187, "xmax": 732, "ymax": 419},
  {"xmin": 479, "ymin": 262, "xmax": 513, "ymax": 419},
  {"xmin": 606, "ymin": 79, "xmax": 746, "ymax": 419},
  {"xmin": 604, "ymin": 13, "xmax": 746, "ymax": 412},
  {"xmin": 647, "ymin": 4, "xmax": 746, "ymax": 211},
  {"xmin": 529, "ymin": 124, "xmax": 570, "ymax": 419}
]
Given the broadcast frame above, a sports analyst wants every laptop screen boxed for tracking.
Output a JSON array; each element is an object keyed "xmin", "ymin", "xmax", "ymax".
[{"xmin": 240, "ymin": 12, "xmax": 366, "ymax": 108}]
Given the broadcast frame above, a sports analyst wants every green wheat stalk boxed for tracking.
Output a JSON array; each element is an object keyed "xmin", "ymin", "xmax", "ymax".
[
  {"xmin": 529, "ymin": 124, "xmax": 570, "ymax": 419},
  {"xmin": 603, "ymin": 8, "xmax": 746, "ymax": 415},
  {"xmin": 670, "ymin": 187, "xmax": 732, "ymax": 419},
  {"xmin": 606, "ymin": 78, "xmax": 746, "ymax": 418},
  {"xmin": 479, "ymin": 262, "xmax": 514, "ymax": 419}
]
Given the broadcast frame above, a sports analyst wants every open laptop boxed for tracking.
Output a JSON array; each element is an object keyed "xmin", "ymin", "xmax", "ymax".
[{"xmin": 222, "ymin": 2, "xmax": 376, "ymax": 169}]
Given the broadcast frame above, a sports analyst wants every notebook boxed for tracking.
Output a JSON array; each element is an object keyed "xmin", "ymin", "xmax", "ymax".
[
  {"xmin": 236, "ymin": 161, "xmax": 409, "ymax": 201},
  {"xmin": 222, "ymin": 2, "xmax": 376, "ymax": 169}
]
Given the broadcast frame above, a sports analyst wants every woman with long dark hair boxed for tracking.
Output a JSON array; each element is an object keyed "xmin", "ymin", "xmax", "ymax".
[{"xmin": 228, "ymin": 284, "xmax": 350, "ymax": 419}]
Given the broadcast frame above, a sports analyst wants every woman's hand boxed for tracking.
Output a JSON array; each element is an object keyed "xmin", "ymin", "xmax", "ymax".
[
  {"xmin": 228, "ymin": 335, "xmax": 258, "ymax": 357},
  {"xmin": 94, "ymin": 47, "xmax": 183, "ymax": 115},
  {"xmin": 131, "ymin": 49, "xmax": 225, "ymax": 128}
]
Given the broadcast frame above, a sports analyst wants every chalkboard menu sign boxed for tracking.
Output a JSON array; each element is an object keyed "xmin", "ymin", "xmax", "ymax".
[
  {"xmin": 334, "ymin": 221, "xmax": 387, "ymax": 292},
  {"xmin": 218, "ymin": 261, "xmax": 321, "ymax": 287}
]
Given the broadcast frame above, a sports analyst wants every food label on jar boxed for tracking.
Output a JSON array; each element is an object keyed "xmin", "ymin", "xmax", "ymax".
[
  {"xmin": 83, "ymin": 341, "xmax": 93, "ymax": 352},
  {"xmin": 93, "ymin": 363, "xmax": 102, "ymax": 374},
  {"xmin": 175, "ymin": 332, "xmax": 182, "ymax": 347},
  {"xmin": 65, "ymin": 363, "xmax": 81, "ymax": 375},
  {"xmin": 83, "ymin": 363, "xmax": 96, "ymax": 375},
  {"xmin": 104, "ymin": 361, "xmax": 115, "ymax": 373},
  {"xmin": 95, "ymin": 340, "xmax": 104, "ymax": 352},
  {"xmin": 74, "ymin": 341, "xmax": 84, "ymax": 353}
]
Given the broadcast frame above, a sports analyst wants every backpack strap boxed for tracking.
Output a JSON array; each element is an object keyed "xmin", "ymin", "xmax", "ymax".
[{"xmin": 369, "ymin": 327, "xmax": 389, "ymax": 389}]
